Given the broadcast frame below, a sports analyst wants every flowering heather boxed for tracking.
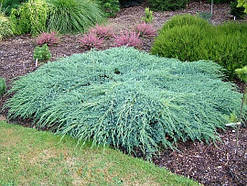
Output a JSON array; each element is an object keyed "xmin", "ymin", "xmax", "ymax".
[
  {"xmin": 90, "ymin": 24, "xmax": 114, "ymax": 39},
  {"xmin": 114, "ymin": 31, "xmax": 142, "ymax": 48},
  {"xmin": 80, "ymin": 33, "xmax": 104, "ymax": 49},
  {"xmin": 135, "ymin": 23, "xmax": 156, "ymax": 37},
  {"xmin": 36, "ymin": 32, "xmax": 59, "ymax": 46}
]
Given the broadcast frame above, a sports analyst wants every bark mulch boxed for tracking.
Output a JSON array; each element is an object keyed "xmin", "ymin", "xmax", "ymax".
[
  {"xmin": 153, "ymin": 127, "xmax": 247, "ymax": 185},
  {"xmin": 0, "ymin": 2, "xmax": 247, "ymax": 185}
]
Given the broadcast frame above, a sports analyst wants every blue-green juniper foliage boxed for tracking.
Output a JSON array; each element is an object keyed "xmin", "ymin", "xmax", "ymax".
[
  {"xmin": 6, "ymin": 47, "xmax": 244, "ymax": 158},
  {"xmin": 0, "ymin": 77, "xmax": 6, "ymax": 96}
]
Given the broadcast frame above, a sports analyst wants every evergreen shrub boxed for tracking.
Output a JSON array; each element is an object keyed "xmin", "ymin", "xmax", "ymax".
[
  {"xmin": 151, "ymin": 15, "xmax": 247, "ymax": 79},
  {"xmin": 148, "ymin": 0, "xmax": 188, "ymax": 11},
  {"xmin": 9, "ymin": 0, "xmax": 48, "ymax": 35},
  {"xmin": 1, "ymin": 0, "xmax": 27, "ymax": 16},
  {"xmin": 33, "ymin": 44, "xmax": 51, "ymax": 61},
  {"xmin": 6, "ymin": 47, "xmax": 243, "ymax": 158},
  {"xmin": 98, "ymin": 0, "xmax": 120, "ymax": 17},
  {"xmin": 159, "ymin": 14, "xmax": 212, "ymax": 33}
]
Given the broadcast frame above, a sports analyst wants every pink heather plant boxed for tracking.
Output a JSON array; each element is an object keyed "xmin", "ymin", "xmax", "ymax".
[
  {"xmin": 90, "ymin": 24, "xmax": 114, "ymax": 39},
  {"xmin": 114, "ymin": 31, "xmax": 142, "ymax": 48},
  {"xmin": 135, "ymin": 23, "xmax": 156, "ymax": 37},
  {"xmin": 80, "ymin": 33, "xmax": 104, "ymax": 49},
  {"xmin": 36, "ymin": 32, "xmax": 59, "ymax": 46}
]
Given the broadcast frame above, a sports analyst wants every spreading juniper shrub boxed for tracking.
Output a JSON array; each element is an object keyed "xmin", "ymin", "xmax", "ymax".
[{"xmin": 6, "ymin": 47, "xmax": 244, "ymax": 159}]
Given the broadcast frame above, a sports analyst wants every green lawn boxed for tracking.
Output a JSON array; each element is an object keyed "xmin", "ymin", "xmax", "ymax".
[{"xmin": 0, "ymin": 121, "xmax": 198, "ymax": 185}]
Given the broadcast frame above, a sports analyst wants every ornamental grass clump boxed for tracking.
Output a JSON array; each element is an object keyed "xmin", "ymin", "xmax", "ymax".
[
  {"xmin": 6, "ymin": 47, "xmax": 244, "ymax": 159},
  {"xmin": 46, "ymin": 0, "xmax": 104, "ymax": 34}
]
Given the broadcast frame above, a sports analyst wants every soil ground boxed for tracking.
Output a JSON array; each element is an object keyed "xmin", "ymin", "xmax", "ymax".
[{"xmin": 0, "ymin": 1, "xmax": 246, "ymax": 185}]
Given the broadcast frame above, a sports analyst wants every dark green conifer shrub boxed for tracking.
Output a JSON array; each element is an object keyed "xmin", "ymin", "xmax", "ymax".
[
  {"xmin": 158, "ymin": 14, "xmax": 212, "ymax": 33},
  {"xmin": 0, "ymin": 77, "xmax": 6, "ymax": 96},
  {"xmin": 148, "ymin": 0, "xmax": 188, "ymax": 11},
  {"xmin": 6, "ymin": 47, "xmax": 243, "ymax": 158},
  {"xmin": 1, "ymin": 0, "xmax": 27, "ymax": 16},
  {"xmin": 98, "ymin": 0, "xmax": 120, "ymax": 17},
  {"xmin": 151, "ymin": 15, "xmax": 247, "ymax": 79}
]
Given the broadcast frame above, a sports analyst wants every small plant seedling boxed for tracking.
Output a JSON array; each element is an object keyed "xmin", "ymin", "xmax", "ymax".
[
  {"xmin": 33, "ymin": 44, "xmax": 51, "ymax": 66},
  {"xmin": 142, "ymin": 8, "xmax": 153, "ymax": 24}
]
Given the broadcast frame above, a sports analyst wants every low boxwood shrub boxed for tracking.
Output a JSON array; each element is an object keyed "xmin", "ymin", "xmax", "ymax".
[
  {"xmin": 148, "ymin": 0, "xmax": 188, "ymax": 11},
  {"xmin": 0, "ymin": 77, "xmax": 6, "ymax": 96},
  {"xmin": 151, "ymin": 15, "xmax": 247, "ymax": 79},
  {"xmin": 0, "ymin": 13, "xmax": 13, "ymax": 40},
  {"xmin": 33, "ymin": 44, "xmax": 51, "ymax": 61},
  {"xmin": 6, "ymin": 47, "xmax": 244, "ymax": 158}
]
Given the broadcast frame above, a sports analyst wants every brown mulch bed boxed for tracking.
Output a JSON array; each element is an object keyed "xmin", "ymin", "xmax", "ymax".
[
  {"xmin": 0, "ymin": 1, "xmax": 247, "ymax": 185},
  {"xmin": 153, "ymin": 127, "xmax": 247, "ymax": 185}
]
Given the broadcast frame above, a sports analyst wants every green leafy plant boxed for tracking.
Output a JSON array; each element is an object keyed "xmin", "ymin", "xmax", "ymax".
[
  {"xmin": 98, "ymin": 0, "xmax": 120, "ymax": 17},
  {"xmin": 0, "ymin": 13, "xmax": 13, "ymax": 40},
  {"xmin": 0, "ymin": 77, "xmax": 6, "ymax": 96},
  {"xmin": 33, "ymin": 44, "xmax": 51, "ymax": 62},
  {"xmin": 6, "ymin": 47, "xmax": 244, "ymax": 159},
  {"xmin": 9, "ymin": 0, "xmax": 48, "ymax": 35},
  {"xmin": 47, "ymin": 0, "xmax": 104, "ymax": 34},
  {"xmin": 142, "ymin": 7, "xmax": 153, "ymax": 23},
  {"xmin": 151, "ymin": 15, "xmax": 247, "ymax": 79},
  {"xmin": 148, "ymin": 0, "xmax": 188, "ymax": 11}
]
